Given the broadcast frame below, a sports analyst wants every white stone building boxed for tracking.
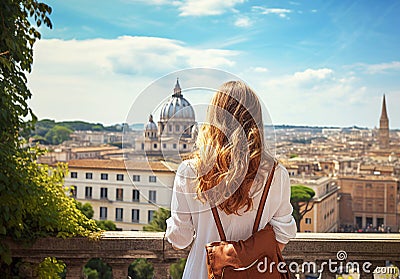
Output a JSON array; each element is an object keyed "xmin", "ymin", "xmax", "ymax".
[{"xmin": 65, "ymin": 159, "xmax": 177, "ymax": 230}]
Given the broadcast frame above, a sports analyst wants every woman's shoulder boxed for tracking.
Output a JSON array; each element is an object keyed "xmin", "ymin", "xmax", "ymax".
[
  {"xmin": 276, "ymin": 162, "xmax": 289, "ymax": 178},
  {"xmin": 176, "ymin": 159, "xmax": 197, "ymax": 179}
]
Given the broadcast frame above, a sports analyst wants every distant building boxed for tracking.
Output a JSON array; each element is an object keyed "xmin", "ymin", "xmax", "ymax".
[
  {"xmin": 378, "ymin": 94, "xmax": 389, "ymax": 149},
  {"xmin": 291, "ymin": 176, "xmax": 339, "ymax": 232},
  {"xmin": 38, "ymin": 146, "xmax": 120, "ymax": 164},
  {"xmin": 134, "ymin": 79, "xmax": 197, "ymax": 159},
  {"xmin": 64, "ymin": 159, "xmax": 176, "ymax": 230},
  {"xmin": 338, "ymin": 175, "xmax": 399, "ymax": 231}
]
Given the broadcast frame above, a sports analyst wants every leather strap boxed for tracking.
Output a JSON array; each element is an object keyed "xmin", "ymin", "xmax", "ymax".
[
  {"xmin": 211, "ymin": 160, "xmax": 278, "ymax": 241},
  {"xmin": 211, "ymin": 206, "xmax": 226, "ymax": 241},
  {"xmin": 252, "ymin": 161, "xmax": 277, "ymax": 234}
]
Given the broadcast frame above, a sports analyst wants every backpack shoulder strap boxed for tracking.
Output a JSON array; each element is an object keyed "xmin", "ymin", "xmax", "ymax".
[
  {"xmin": 252, "ymin": 161, "xmax": 278, "ymax": 234},
  {"xmin": 211, "ymin": 207, "xmax": 226, "ymax": 241},
  {"xmin": 210, "ymin": 160, "xmax": 278, "ymax": 241}
]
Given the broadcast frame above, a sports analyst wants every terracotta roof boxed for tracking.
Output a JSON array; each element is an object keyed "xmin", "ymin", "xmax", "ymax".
[
  {"xmin": 67, "ymin": 159, "xmax": 175, "ymax": 172},
  {"xmin": 360, "ymin": 165, "xmax": 394, "ymax": 172},
  {"xmin": 71, "ymin": 146, "xmax": 119, "ymax": 153}
]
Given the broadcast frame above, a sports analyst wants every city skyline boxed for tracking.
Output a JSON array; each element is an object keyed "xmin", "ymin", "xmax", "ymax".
[{"xmin": 27, "ymin": 0, "xmax": 400, "ymax": 128}]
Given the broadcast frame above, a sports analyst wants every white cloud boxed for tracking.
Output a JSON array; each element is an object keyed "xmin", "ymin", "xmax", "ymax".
[
  {"xmin": 251, "ymin": 67, "xmax": 269, "ymax": 73},
  {"xmin": 293, "ymin": 68, "xmax": 333, "ymax": 82},
  {"xmin": 178, "ymin": 0, "xmax": 245, "ymax": 16},
  {"xmin": 248, "ymin": 68, "xmax": 377, "ymax": 127},
  {"xmin": 252, "ymin": 6, "xmax": 292, "ymax": 18},
  {"xmin": 363, "ymin": 61, "xmax": 400, "ymax": 74},
  {"xmin": 28, "ymin": 36, "xmax": 238, "ymax": 124},
  {"xmin": 234, "ymin": 16, "xmax": 252, "ymax": 27}
]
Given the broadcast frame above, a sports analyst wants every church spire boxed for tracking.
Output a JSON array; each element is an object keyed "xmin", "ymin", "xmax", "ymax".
[
  {"xmin": 379, "ymin": 94, "xmax": 389, "ymax": 149},
  {"xmin": 173, "ymin": 78, "xmax": 182, "ymax": 97},
  {"xmin": 380, "ymin": 94, "xmax": 388, "ymax": 121}
]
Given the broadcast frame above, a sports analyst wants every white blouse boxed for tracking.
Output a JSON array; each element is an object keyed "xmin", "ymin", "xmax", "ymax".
[{"xmin": 165, "ymin": 159, "xmax": 297, "ymax": 279}]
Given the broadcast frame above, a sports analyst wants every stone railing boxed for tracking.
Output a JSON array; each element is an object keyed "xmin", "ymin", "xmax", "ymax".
[{"xmin": 7, "ymin": 232, "xmax": 400, "ymax": 279}]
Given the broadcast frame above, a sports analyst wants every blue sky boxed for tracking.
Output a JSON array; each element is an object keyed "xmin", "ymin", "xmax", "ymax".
[{"xmin": 28, "ymin": 0, "xmax": 400, "ymax": 128}]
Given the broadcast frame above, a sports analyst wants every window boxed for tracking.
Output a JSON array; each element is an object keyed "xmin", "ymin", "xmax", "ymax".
[
  {"xmin": 149, "ymin": 176, "xmax": 157, "ymax": 183},
  {"xmin": 366, "ymin": 183, "xmax": 372, "ymax": 188},
  {"xmin": 71, "ymin": 172, "xmax": 78, "ymax": 179},
  {"xmin": 132, "ymin": 175, "xmax": 140, "ymax": 182},
  {"xmin": 153, "ymin": 143, "xmax": 157, "ymax": 148},
  {"xmin": 305, "ymin": 218, "xmax": 312, "ymax": 224},
  {"xmin": 173, "ymin": 143, "xmax": 177, "ymax": 149},
  {"xmin": 85, "ymin": 186, "xmax": 92, "ymax": 199},
  {"xmin": 116, "ymin": 174, "xmax": 124, "ymax": 181},
  {"xmin": 168, "ymin": 125, "xmax": 172, "ymax": 132},
  {"xmin": 183, "ymin": 143, "xmax": 187, "ymax": 149},
  {"xmin": 148, "ymin": 210, "xmax": 155, "ymax": 223},
  {"xmin": 132, "ymin": 209, "xmax": 140, "ymax": 223},
  {"xmin": 149, "ymin": 190, "xmax": 156, "ymax": 203},
  {"xmin": 116, "ymin": 188, "xmax": 123, "ymax": 201},
  {"xmin": 366, "ymin": 217, "xmax": 373, "ymax": 226},
  {"xmin": 355, "ymin": 216, "xmax": 362, "ymax": 228},
  {"xmin": 101, "ymin": 173, "xmax": 108, "ymax": 180},
  {"xmin": 141, "ymin": 143, "xmax": 144, "ymax": 150},
  {"xmin": 163, "ymin": 143, "xmax": 167, "ymax": 149},
  {"xmin": 175, "ymin": 125, "xmax": 180, "ymax": 132},
  {"xmin": 100, "ymin": 187, "xmax": 108, "ymax": 199},
  {"xmin": 100, "ymin": 207, "xmax": 107, "ymax": 220},
  {"xmin": 115, "ymin": 208, "xmax": 123, "ymax": 222},
  {"xmin": 85, "ymin": 172, "xmax": 92, "ymax": 179},
  {"xmin": 132, "ymin": 190, "xmax": 140, "ymax": 202},
  {"xmin": 70, "ymin": 186, "xmax": 77, "ymax": 198}
]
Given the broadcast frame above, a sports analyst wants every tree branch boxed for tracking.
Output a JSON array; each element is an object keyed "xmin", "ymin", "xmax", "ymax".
[{"xmin": 0, "ymin": 50, "xmax": 10, "ymax": 56}]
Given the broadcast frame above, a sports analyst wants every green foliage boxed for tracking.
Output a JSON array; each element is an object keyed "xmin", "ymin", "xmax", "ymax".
[
  {"xmin": 44, "ymin": 125, "xmax": 73, "ymax": 145},
  {"xmin": 76, "ymin": 202, "xmax": 95, "ymax": 219},
  {"xmin": 37, "ymin": 257, "xmax": 65, "ymax": 279},
  {"xmin": 291, "ymin": 185, "xmax": 315, "ymax": 203},
  {"xmin": 143, "ymin": 208, "xmax": 171, "ymax": 232},
  {"xmin": 290, "ymin": 184, "xmax": 315, "ymax": 232},
  {"xmin": 30, "ymin": 119, "xmax": 125, "ymax": 142},
  {"xmin": 128, "ymin": 259, "xmax": 154, "ymax": 279},
  {"xmin": 84, "ymin": 258, "xmax": 112, "ymax": 279},
  {"xmin": 95, "ymin": 220, "xmax": 117, "ymax": 231},
  {"xmin": 0, "ymin": 0, "xmax": 100, "ymax": 275},
  {"xmin": 170, "ymin": 258, "xmax": 186, "ymax": 279}
]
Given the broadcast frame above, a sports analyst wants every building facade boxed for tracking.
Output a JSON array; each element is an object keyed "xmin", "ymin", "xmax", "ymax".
[
  {"xmin": 339, "ymin": 175, "xmax": 400, "ymax": 231},
  {"xmin": 291, "ymin": 176, "xmax": 339, "ymax": 232},
  {"xmin": 65, "ymin": 159, "xmax": 176, "ymax": 230}
]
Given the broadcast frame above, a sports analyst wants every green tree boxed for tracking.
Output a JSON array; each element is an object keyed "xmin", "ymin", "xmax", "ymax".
[
  {"xmin": 143, "ymin": 208, "xmax": 171, "ymax": 232},
  {"xmin": 84, "ymin": 258, "xmax": 112, "ymax": 279},
  {"xmin": 128, "ymin": 259, "xmax": 154, "ymax": 279},
  {"xmin": 290, "ymin": 185, "xmax": 315, "ymax": 232},
  {"xmin": 0, "ymin": 0, "xmax": 99, "ymax": 276},
  {"xmin": 76, "ymin": 202, "xmax": 95, "ymax": 219},
  {"xmin": 45, "ymin": 125, "xmax": 73, "ymax": 145},
  {"xmin": 95, "ymin": 220, "xmax": 117, "ymax": 231},
  {"xmin": 76, "ymin": 202, "xmax": 118, "ymax": 231},
  {"xmin": 170, "ymin": 258, "xmax": 186, "ymax": 279}
]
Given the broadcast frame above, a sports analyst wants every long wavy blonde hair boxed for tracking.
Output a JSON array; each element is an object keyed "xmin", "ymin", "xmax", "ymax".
[{"xmin": 194, "ymin": 80, "xmax": 273, "ymax": 215}]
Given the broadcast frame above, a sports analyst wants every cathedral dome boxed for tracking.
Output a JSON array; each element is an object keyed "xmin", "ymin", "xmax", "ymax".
[
  {"xmin": 145, "ymin": 114, "xmax": 157, "ymax": 131},
  {"xmin": 160, "ymin": 79, "xmax": 195, "ymax": 121}
]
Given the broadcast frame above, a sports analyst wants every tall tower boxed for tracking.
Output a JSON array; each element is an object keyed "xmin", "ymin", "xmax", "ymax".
[{"xmin": 378, "ymin": 94, "xmax": 389, "ymax": 149}]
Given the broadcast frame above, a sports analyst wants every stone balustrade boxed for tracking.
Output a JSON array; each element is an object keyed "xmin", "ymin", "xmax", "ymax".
[{"xmin": 7, "ymin": 232, "xmax": 400, "ymax": 279}]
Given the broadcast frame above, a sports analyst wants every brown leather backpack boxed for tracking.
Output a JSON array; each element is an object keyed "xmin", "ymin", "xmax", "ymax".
[{"xmin": 205, "ymin": 162, "xmax": 290, "ymax": 279}]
